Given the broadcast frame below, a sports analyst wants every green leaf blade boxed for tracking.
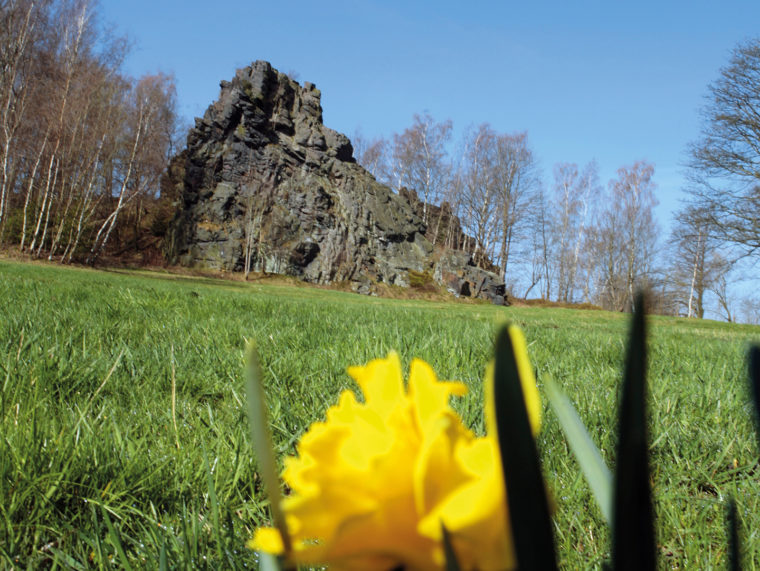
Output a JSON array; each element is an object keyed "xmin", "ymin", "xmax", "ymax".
[
  {"xmin": 493, "ymin": 326, "xmax": 557, "ymax": 570},
  {"xmin": 727, "ymin": 497, "xmax": 740, "ymax": 571},
  {"xmin": 544, "ymin": 375, "xmax": 613, "ymax": 524},
  {"xmin": 612, "ymin": 293, "xmax": 655, "ymax": 570},
  {"xmin": 245, "ymin": 343, "xmax": 293, "ymax": 557},
  {"xmin": 441, "ymin": 523, "xmax": 463, "ymax": 571},
  {"xmin": 258, "ymin": 551, "xmax": 284, "ymax": 571},
  {"xmin": 747, "ymin": 346, "xmax": 760, "ymax": 448}
]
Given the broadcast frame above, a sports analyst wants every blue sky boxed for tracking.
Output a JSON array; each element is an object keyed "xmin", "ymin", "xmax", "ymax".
[{"xmin": 100, "ymin": 0, "xmax": 760, "ymax": 230}]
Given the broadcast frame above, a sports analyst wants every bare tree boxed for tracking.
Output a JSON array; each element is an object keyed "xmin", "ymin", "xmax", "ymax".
[
  {"xmin": 711, "ymin": 253, "xmax": 735, "ymax": 322},
  {"xmin": 87, "ymin": 73, "xmax": 176, "ymax": 264},
  {"xmin": 49, "ymin": 58, "xmax": 126, "ymax": 259},
  {"xmin": 739, "ymin": 295, "xmax": 760, "ymax": 325},
  {"xmin": 240, "ymin": 151, "xmax": 261, "ymax": 280},
  {"xmin": 456, "ymin": 125, "xmax": 537, "ymax": 276},
  {"xmin": 438, "ymin": 167, "xmax": 467, "ymax": 250},
  {"xmin": 388, "ymin": 113, "xmax": 452, "ymax": 222},
  {"xmin": 523, "ymin": 184, "xmax": 552, "ymax": 299},
  {"xmin": 550, "ymin": 161, "xmax": 601, "ymax": 302},
  {"xmin": 686, "ymin": 38, "xmax": 760, "ymax": 256},
  {"xmin": 493, "ymin": 131, "xmax": 537, "ymax": 281},
  {"xmin": 590, "ymin": 161, "xmax": 659, "ymax": 311},
  {"xmin": 459, "ymin": 124, "xmax": 499, "ymax": 266},
  {"xmin": 0, "ymin": 0, "xmax": 47, "ymax": 239},
  {"xmin": 28, "ymin": 0, "xmax": 95, "ymax": 256},
  {"xmin": 242, "ymin": 190, "xmax": 258, "ymax": 279},
  {"xmin": 667, "ymin": 206, "xmax": 731, "ymax": 318},
  {"xmin": 62, "ymin": 71, "xmax": 125, "ymax": 262},
  {"xmin": 352, "ymin": 129, "xmax": 389, "ymax": 183},
  {"xmin": 0, "ymin": 0, "xmax": 181, "ymax": 263}
]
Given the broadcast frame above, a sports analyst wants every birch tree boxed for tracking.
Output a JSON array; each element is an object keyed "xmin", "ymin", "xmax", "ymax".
[
  {"xmin": 28, "ymin": 0, "xmax": 91, "ymax": 255},
  {"xmin": 591, "ymin": 161, "xmax": 659, "ymax": 311},
  {"xmin": 493, "ymin": 131, "xmax": 536, "ymax": 280},
  {"xmin": 550, "ymin": 161, "xmax": 600, "ymax": 302},
  {"xmin": 352, "ymin": 129, "xmax": 388, "ymax": 183},
  {"xmin": 0, "ymin": 0, "xmax": 47, "ymax": 239},
  {"xmin": 668, "ymin": 205, "xmax": 738, "ymax": 318},
  {"xmin": 0, "ymin": 0, "xmax": 178, "ymax": 261},
  {"xmin": 459, "ymin": 124, "xmax": 499, "ymax": 267},
  {"xmin": 388, "ymin": 113, "xmax": 452, "ymax": 222}
]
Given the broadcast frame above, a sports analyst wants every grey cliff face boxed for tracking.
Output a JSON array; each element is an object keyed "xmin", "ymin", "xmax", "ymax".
[{"xmin": 166, "ymin": 61, "xmax": 506, "ymax": 302}]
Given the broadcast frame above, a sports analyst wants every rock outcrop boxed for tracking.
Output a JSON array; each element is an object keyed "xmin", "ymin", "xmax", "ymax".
[
  {"xmin": 434, "ymin": 250, "xmax": 508, "ymax": 306},
  {"xmin": 166, "ymin": 61, "xmax": 506, "ymax": 302}
]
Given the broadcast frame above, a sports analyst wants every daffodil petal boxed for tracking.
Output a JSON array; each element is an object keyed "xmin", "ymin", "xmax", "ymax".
[
  {"xmin": 408, "ymin": 357, "xmax": 467, "ymax": 432},
  {"xmin": 412, "ymin": 411, "xmax": 472, "ymax": 516},
  {"xmin": 347, "ymin": 351, "xmax": 405, "ymax": 419},
  {"xmin": 249, "ymin": 527, "xmax": 284, "ymax": 554}
]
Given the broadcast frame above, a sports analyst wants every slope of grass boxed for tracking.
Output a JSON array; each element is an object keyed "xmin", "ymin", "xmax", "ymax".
[{"xmin": 1, "ymin": 259, "xmax": 759, "ymax": 568}]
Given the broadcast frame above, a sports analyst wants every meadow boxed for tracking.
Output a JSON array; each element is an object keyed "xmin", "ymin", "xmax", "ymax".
[{"xmin": 1, "ymin": 259, "xmax": 760, "ymax": 569}]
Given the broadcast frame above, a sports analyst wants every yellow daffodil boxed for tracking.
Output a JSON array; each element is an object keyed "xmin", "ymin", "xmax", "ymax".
[{"xmin": 250, "ymin": 327, "xmax": 540, "ymax": 570}]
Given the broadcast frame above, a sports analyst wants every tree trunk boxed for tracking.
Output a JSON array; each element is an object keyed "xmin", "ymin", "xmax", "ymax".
[
  {"xmin": 35, "ymin": 156, "xmax": 60, "ymax": 258},
  {"xmin": 29, "ymin": 147, "xmax": 58, "ymax": 253}
]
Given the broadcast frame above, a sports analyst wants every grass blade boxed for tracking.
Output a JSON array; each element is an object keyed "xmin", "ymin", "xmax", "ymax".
[
  {"xmin": 245, "ymin": 342, "xmax": 292, "ymax": 556},
  {"xmin": 545, "ymin": 375, "xmax": 613, "ymax": 524},
  {"xmin": 612, "ymin": 292, "xmax": 655, "ymax": 570},
  {"xmin": 67, "ymin": 348, "xmax": 124, "ymax": 440},
  {"xmin": 50, "ymin": 548, "xmax": 87, "ymax": 571},
  {"xmin": 202, "ymin": 444, "xmax": 225, "ymax": 563},
  {"xmin": 100, "ymin": 506, "xmax": 134, "ymax": 571},
  {"xmin": 170, "ymin": 344, "xmax": 180, "ymax": 450},
  {"xmin": 493, "ymin": 326, "xmax": 557, "ymax": 570},
  {"xmin": 158, "ymin": 539, "xmax": 167, "ymax": 571},
  {"xmin": 180, "ymin": 502, "xmax": 196, "ymax": 563}
]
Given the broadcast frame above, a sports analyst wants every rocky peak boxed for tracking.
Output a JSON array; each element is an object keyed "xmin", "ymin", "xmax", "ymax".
[{"xmin": 166, "ymin": 61, "xmax": 507, "ymax": 303}]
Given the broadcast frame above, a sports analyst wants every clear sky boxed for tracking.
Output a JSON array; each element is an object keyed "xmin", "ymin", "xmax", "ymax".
[{"xmin": 100, "ymin": 0, "xmax": 759, "ymax": 230}]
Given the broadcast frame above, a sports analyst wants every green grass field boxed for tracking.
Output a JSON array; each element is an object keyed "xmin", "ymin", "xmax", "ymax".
[{"xmin": 2, "ymin": 259, "xmax": 760, "ymax": 569}]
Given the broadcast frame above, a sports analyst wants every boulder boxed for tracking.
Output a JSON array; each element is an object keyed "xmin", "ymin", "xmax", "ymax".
[{"xmin": 434, "ymin": 250, "xmax": 508, "ymax": 305}]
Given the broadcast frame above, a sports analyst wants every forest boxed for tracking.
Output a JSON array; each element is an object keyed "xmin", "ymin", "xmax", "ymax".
[
  {"xmin": 1, "ymin": 0, "xmax": 758, "ymax": 321},
  {"xmin": 0, "ymin": 0, "xmax": 180, "ymax": 267}
]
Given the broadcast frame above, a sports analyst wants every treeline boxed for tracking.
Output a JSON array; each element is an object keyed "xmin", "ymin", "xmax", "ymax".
[
  {"xmin": 0, "ymin": 0, "xmax": 179, "ymax": 264},
  {"xmin": 353, "ymin": 117, "xmax": 664, "ymax": 313},
  {"xmin": 351, "ymin": 39, "xmax": 760, "ymax": 321},
  {"xmin": 353, "ymin": 92, "xmax": 758, "ymax": 320}
]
